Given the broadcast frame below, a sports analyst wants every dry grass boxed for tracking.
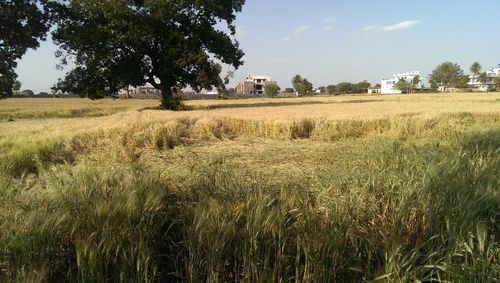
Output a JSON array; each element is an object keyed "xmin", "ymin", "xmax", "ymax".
[
  {"xmin": 1, "ymin": 93, "xmax": 499, "ymax": 139},
  {"xmin": 0, "ymin": 93, "xmax": 499, "ymax": 281}
]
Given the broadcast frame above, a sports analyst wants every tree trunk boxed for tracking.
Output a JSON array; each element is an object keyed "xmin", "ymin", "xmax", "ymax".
[{"xmin": 160, "ymin": 85, "xmax": 183, "ymax": 110}]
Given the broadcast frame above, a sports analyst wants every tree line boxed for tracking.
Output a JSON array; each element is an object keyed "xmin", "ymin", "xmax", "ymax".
[
  {"xmin": 429, "ymin": 61, "xmax": 500, "ymax": 90},
  {"xmin": 287, "ymin": 75, "xmax": 374, "ymax": 96}
]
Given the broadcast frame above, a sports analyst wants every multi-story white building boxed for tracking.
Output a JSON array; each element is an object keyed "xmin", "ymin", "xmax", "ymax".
[
  {"xmin": 381, "ymin": 71, "xmax": 420, "ymax": 94},
  {"xmin": 236, "ymin": 75, "xmax": 277, "ymax": 95},
  {"xmin": 468, "ymin": 64, "xmax": 500, "ymax": 91}
]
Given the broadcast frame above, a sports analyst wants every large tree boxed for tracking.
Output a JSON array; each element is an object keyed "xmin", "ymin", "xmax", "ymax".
[
  {"xmin": 291, "ymin": 75, "xmax": 313, "ymax": 96},
  {"xmin": 51, "ymin": 0, "xmax": 245, "ymax": 109},
  {"xmin": 0, "ymin": 0, "xmax": 51, "ymax": 98},
  {"xmin": 428, "ymin": 62, "xmax": 464, "ymax": 88}
]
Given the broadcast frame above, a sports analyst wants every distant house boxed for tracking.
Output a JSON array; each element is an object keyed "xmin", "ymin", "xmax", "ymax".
[
  {"xmin": 381, "ymin": 71, "xmax": 420, "ymax": 94},
  {"xmin": 486, "ymin": 65, "xmax": 500, "ymax": 77},
  {"xmin": 204, "ymin": 90, "xmax": 219, "ymax": 96},
  {"xmin": 19, "ymin": 89, "xmax": 35, "ymax": 97},
  {"xmin": 118, "ymin": 86, "xmax": 161, "ymax": 98},
  {"xmin": 367, "ymin": 86, "xmax": 381, "ymax": 94},
  {"xmin": 468, "ymin": 65, "xmax": 500, "ymax": 92},
  {"xmin": 236, "ymin": 75, "xmax": 277, "ymax": 95},
  {"xmin": 438, "ymin": 86, "xmax": 461, "ymax": 93}
]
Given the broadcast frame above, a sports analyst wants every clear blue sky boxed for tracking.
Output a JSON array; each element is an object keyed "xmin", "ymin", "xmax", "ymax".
[{"xmin": 16, "ymin": 0, "xmax": 500, "ymax": 92}]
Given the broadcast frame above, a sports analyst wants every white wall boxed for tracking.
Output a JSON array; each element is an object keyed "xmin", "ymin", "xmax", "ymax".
[
  {"xmin": 381, "ymin": 79, "xmax": 401, "ymax": 94},
  {"xmin": 380, "ymin": 71, "xmax": 420, "ymax": 94}
]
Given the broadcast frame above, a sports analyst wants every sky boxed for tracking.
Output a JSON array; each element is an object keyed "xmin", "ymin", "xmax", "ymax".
[{"xmin": 16, "ymin": 0, "xmax": 500, "ymax": 93}]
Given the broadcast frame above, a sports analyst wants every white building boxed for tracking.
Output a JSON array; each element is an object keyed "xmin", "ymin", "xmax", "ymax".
[
  {"xmin": 468, "ymin": 64, "xmax": 500, "ymax": 92},
  {"xmin": 236, "ymin": 75, "xmax": 277, "ymax": 95},
  {"xmin": 381, "ymin": 71, "xmax": 420, "ymax": 94},
  {"xmin": 486, "ymin": 65, "xmax": 500, "ymax": 77}
]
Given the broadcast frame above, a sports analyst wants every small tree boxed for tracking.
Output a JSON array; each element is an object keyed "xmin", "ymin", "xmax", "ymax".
[
  {"xmin": 470, "ymin": 62, "xmax": 482, "ymax": 76},
  {"xmin": 395, "ymin": 79, "xmax": 412, "ymax": 94},
  {"xmin": 12, "ymin": 81, "xmax": 22, "ymax": 95},
  {"xmin": 264, "ymin": 84, "xmax": 281, "ymax": 98},
  {"xmin": 411, "ymin": 75, "xmax": 421, "ymax": 92},
  {"xmin": 227, "ymin": 88, "xmax": 236, "ymax": 95},
  {"xmin": 456, "ymin": 75, "xmax": 470, "ymax": 89},
  {"xmin": 354, "ymin": 80, "xmax": 371, "ymax": 93},
  {"xmin": 326, "ymin": 85, "xmax": 336, "ymax": 95},
  {"xmin": 291, "ymin": 75, "xmax": 313, "ymax": 96},
  {"xmin": 478, "ymin": 72, "xmax": 489, "ymax": 84},
  {"xmin": 284, "ymin": 88, "xmax": 295, "ymax": 93},
  {"xmin": 336, "ymin": 82, "xmax": 351, "ymax": 94},
  {"xmin": 493, "ymin": 77, "xmax": 500, "ymax": 91}
]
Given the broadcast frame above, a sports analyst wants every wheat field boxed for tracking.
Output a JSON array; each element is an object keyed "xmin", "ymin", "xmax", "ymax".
[{"xmin": 1, "ymin": 93, "xmax": 499, "ymax": 282}]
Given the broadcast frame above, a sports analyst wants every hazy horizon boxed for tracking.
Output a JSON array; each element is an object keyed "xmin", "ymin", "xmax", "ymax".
[{"xmin": 15, "ymin": 0, "xmax": 500, "ymax": 93}]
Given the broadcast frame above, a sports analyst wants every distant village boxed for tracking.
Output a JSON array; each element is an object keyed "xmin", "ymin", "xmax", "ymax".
[{"xmin": 14, "ymin": 64, "xmax": 500, "ymax": 99}]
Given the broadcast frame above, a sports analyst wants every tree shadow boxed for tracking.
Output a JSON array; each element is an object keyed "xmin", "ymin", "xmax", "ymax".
[{"xmin": 138, "ymin": 99, "xmax": 381, "ymax": 112}]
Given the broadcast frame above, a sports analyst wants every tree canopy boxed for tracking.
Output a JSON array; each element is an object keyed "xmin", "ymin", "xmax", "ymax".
[
  {"xmin": 470, "ymin": 62, "xmax": 482, "ymax": 76},
  {"xmin": 336, "ymin": 82, "xmax": 352, "ymax": 94},
  {"xmin": 394, "ymin": 79, "xmax": 412, "ymax": 94},
  {"xmin": 291, "ymin": 75, "xmax": 313, "ymax": 96},
  {"xmin": 326, "ymin": 85, "xmax": 336, "ymax": 95},
  {"xmin": 264, "ymin": 84, "xmax": 280, "ymax": 98},
  {"xmin": 352, "ymin": 80, "xmax": 371, "ymax": 93},
  {"xmin": 478, "ymin": 72, "xmax": 489, "ymax": 84},
  {"xmin": 50, "ymin": 0, "xmax": 245, "ymax": 109},
  {"xmin": 428, "ymin": 62, "xmax": 464, "ymax": 88},
  {"xmin": 0, "ymin": 0, "xmax": 51, "ymax": 98},
  {"xmin": 493, "ymin": 77, "xmax": 500, "ymax": 90},
  {"xmin": 456, "ymin": 75, "xmax": 470, "ymax": 89}
]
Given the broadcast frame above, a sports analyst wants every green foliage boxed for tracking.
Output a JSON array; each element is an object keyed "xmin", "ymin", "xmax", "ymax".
[
  {"xmin": 412, "ymin": 75, "xmax": 421, "ymax": 87},
  {"xmin": 327, "ymin": 84, "xmax": 337, "ymax": 95},
  {"xmin": 0, "ymin": 0, "xmax": 50, "ymax": 99},
  {"xmin": 264, "ymin": 84, "xmax": 280, "ymax": 98},
  {"xmin": 470, "ymin": 62, "xmax": 482, "ymax": 76},
  {"xmin": 493, "ymin": 77, "xmax": 500, "ymax": 90},
  {"xmin": 353, "ymin": 80, "xmax": 371, "ymax": 93},
  {"xmin": 428, "ymin": 61, "xmax": 464, "ymax": 88},
  {"xmin": 291, "ymin": 75, "xmax": 313, "ymax": 95},
  {"xmin": 478, "ymin": 72, "xmax": 490, "ymax": 84},
  {"xmin": 395, "ymin": 79, "xmax": 412, "ymax": 94},
  {"xmin": 50, "ymin": 0, "xmax": 246, "ymax": 109},
  {"xmin": 284, "ymin": 87, "xmax": 294, "ymax": 93},
  {"xmin": 456, "ymin": 75, "xmax": 470, "ymax": 89},
  {"xmin": 327, "ymin": 81, "xmax": 371, "ymax": 94},
  {"xmin": 336, "ymin": 82, "xmax": 352, "ymax": 94},
  {"xmin": 12, "ymin": 80, "xmax": 21, "ymax": 94}
]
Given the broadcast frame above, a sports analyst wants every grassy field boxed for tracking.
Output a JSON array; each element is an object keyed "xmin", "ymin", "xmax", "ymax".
[{"xmin": 1, "ymin": 93, "xmax": 499, "ymax": 282}]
